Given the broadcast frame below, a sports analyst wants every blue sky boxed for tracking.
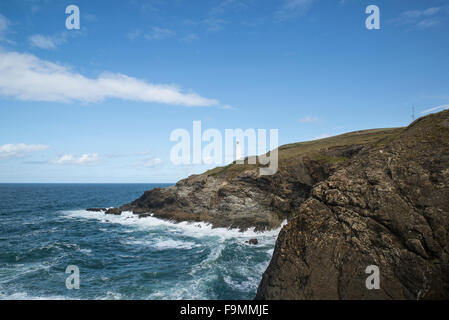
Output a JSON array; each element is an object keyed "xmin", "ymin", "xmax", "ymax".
[{"xmin": 0, "ymin": 0, "xmax": 448, "ymax": 183}]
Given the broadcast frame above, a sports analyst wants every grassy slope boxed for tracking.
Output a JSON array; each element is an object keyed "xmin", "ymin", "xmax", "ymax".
[{"xmin": 204, "ymin": 127, "xmax": 404, "ymax": 179}]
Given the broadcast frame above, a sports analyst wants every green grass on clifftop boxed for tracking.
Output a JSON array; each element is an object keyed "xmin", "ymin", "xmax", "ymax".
[{"xmin": 205, "ymin": 127, "xmax": 403, "ymax": 179}]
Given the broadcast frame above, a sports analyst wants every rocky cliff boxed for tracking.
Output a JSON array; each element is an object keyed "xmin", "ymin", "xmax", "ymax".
[
  {"xmin": 91, "ymin": 110, "xmax": 449, "ymax": 299},
  {"xmin": 256, "ymin": 110, "xmax": 449, "ymax": 299},
  {"xmin": 100, "ymin": 127, "xmax": 400, "ymax": 231}
]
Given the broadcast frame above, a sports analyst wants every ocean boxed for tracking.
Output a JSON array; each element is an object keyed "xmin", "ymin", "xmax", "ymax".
[{"xmin": 0, "ymin": 183, "xmax": 282, "ymax": 300}]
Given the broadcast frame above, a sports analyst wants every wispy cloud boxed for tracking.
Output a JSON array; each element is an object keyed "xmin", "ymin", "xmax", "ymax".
[
  {"xmin": 299, "ymin": 116, "xmax": 319, "ymax": 123},
  {"xmin": 126, "ymin": 29, "xmax": 142, "ymax": 41},
  {"xmin": 0, "ymin": 143, "xmax": 49, "ymax": 158},
  {"xmin": 209, "ymin": 0, "xmax": 252, "ymax": 16},
  {"xmin": 144, "ymin": 27, "xmax": 175, "ymax": 40},
  {"xmin": 180, "ymin": 17, "xmax": 227, "ymax": 33},
  {"xmin": 0, "ymin": 14, "xmax": 8, "ymax": 40},
  {"xmin": 84, "ymin": 13, "xmax": 98, "ymax": 23},
  {"xmin": 181, "ymin": 33, "xmax": 199, "ymax": 43},
  {"xmin": 420, "ymin": 104, "xmax": 449, "ymax": 115},
  {"xmin": 127, "ymin": 27, "xmax": 176, "ymax": 41},
  {"xmin": 274, "ymin": 0, "xmax": 315, "ymax": 23},
  {"xmin": 389, "ymin": 6, "xmax": 449, "ymax": 29},
  {"xmin": 142, "ymin": 157, "xmax": 162, "ymax": 168},
  {"xmin": 29, "ymin": 30, "xmax": 84, "ymax": 50},
  {"xmin": 0, "ymin": 50, "xmax": 218, "ymax": 106},
  {"xmin": 52, "ymin": 153, "xmax": 100, "ymax": 165},
  {"xmin": 203, "ymin": 17, "xmax": 227, "ymax": 32},
  {"xmin": 29, "ymin": 34, "xmax": 62, "ymax": 49},
  {"xmin": 0, "ymin": 13, "xmax": 14, "ymax": 44}
]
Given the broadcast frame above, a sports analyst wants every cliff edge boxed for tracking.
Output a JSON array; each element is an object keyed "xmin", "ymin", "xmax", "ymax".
[
  {"xmin": 256, "ymin": 110, "xmax": 449, "ymax": 299},
  {"xmin": 100, "ymin": 127, "xmax": 400, "ymax": 231}
]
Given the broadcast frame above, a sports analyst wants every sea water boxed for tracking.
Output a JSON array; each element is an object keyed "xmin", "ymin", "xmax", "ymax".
[{"xmin": 0, "ymin": 183, "xmax": 282, "ymax": 300}]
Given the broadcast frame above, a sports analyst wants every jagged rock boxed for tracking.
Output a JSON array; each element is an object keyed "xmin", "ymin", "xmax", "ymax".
[
  {"xmin": 107, "ymin": 129, "xmax": 398, "ymax": 231},
  {"xmin": 105, "ymin": 208, "xmax": 121, "ymax": 215},
  {"xmin": 256, "ymin": 110, "xmax": 449, "ymax": 300},
  {"xmin": 247, "ymin": 239, "xmax": 259, "ymax": 245},
  {"xmin": 86, "ymin": 208, "xmax": 106, "ymax": 212},
  {"xmin": 87, "ymin": 110, "xmax": 449, "ymax": 299}
]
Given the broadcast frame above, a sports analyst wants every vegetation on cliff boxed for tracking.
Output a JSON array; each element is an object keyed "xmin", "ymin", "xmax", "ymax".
[
  {"xmin": 91, "ymin": 110, "xmax": 449, "ymax": 299},
  {"xmin": 256, "ymin": 110, "xmax": 449, "ymax": 299},
  {"xmin": 102, "ymin": 127, "xmax": 402, "ymax": 231}
]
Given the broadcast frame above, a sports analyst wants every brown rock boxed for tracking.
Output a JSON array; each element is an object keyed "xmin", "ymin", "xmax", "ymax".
[
  {"xmin": 107, "ymin": 129, "xmax": 394, "ymax": 231},
  {"xmin": 105, "ymin": 208, "xmax": 122, "ymax": 215},
  {"xmin": 256, "ymin": 110, "xmax": 449, "ymax": 300},
  {"xmin": 86, "ymin": 208, "xmax": 106, "ymax": 212},
  {"xmin": 247, "ymin": 239, "xmax": 259, "ymax": 245}
]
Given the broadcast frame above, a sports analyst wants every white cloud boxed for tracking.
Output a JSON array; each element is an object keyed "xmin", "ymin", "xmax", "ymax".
[
  {"xmin": 127, "ymin": 26, "xmax": 176, "ymax": 42},
  {"xmin": 419, "ymin": 104, "xmax": 449, "ymax": 115},
  {"xmin": 390, "ymin": 6, "xmax": 448, "ymax": 29},
  {"xmin": 0, "ymin": 143, "xmax": 49, "ymax": 158},
  {"xmin": 0, "ymin": 50, "xmax": 218, "ymax": 106},
  {"xmin": 181, "ymin": 33, "xmax": 199, "ymax": 43},
  {"xmin": 29, "ymin": 34, "xmax": 59, "ymax": 49},
  {"xmin": 299, "ymin": 116, "xmax": 319, "ymax": 123},
  {"xmin": 274, "ymin": 0, "xmax": 315, "ymax": 22},
  {"xmin": 144, "ymin": 27, "xmax": 175, "ymax": 40},
  {"xmin": 143, "ymin": 157, "xmax": 162, "ymax": 168},
  {"xmin": 29, "ymin": 30, "xmax": 83, "ymax": 50},
  {"xmin": 52, "ymin": 153, "xmax": 99, "ymax": 165},
  {"xmin": 84, "ymin": 13, "xmax": 97, "ymax": 23},
  {"xmin": 28, "ymin": 33, "xmax": 70, "ymax": 49},
  {"xmin": 0, "ymin": 14, "xmax": 8, "ymax": 38},
  {"xmin": 0, "ymin": 13, "xmax": 13, "ymax": 43},
  {"xmin": 126, "ymin": 29, "xmax": 142, "ymax": 41},
  {"xmin": 203, "ymin": 17, "xmax": 227, "ymax": 32}
]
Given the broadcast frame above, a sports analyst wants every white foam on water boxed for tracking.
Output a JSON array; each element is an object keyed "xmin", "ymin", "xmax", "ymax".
[
  {"xmin": 62, "ymin": 209, "xmax": 286, "ymax": 242},
  {"xmin": 153, "ymin": 239, "xmax": 199, "ymax": 250},
  {"xmin": 0, "ymin": 291, "xmax": 69, "ymax": 300},
  {"xmin": 147, "ymin": 271, "xmax": 219, "ymax": 300},
  {"xmin": 0, "ymin": 262, "xmax": 54, "ymax": 285},
  {"xmin": 123, "ymin": 238, "xmax": 199, "ymax": 250},
  {"xmin": 223, "ymin": 275, "xmax": 257, "ymax": 292},
  {"xmin": 96, "ymin": 291, "xmax": 122, "ymax": 300},
  {"xmin": 79, "ymin": 248, "xmax": 92, "ymax": 255},
  {"xmin": 59, "ymin": 208, "xmax": 286, "ymax": 299},
  {"xmin": 189, "ymin": 243, "xmax": 225, "ymax": 277}
]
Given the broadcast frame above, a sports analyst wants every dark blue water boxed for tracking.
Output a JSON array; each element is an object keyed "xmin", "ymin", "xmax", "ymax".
[{"xmin": 0, "ymin": 184, "xmax": 281, "ymax": 300}]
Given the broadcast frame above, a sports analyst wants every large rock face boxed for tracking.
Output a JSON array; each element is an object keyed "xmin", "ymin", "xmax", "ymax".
[
  {"xmin": 112, "ymin": 158, "xmax": 326, "ymax": 231},
  {"xmin": 105, "ymin": 129, "xmax": 399, "ymax": 231},
  {"xmin": 256, "ymin": 110, "xmax": 449, "ymax": 299}
]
